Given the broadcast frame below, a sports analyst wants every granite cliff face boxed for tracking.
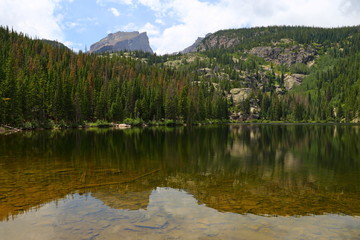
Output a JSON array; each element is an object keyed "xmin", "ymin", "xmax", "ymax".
[
  {"xmin": 248, "ymin": 45, "xmax": 316, "ymax": 66},
  {"xmin": 195, "ymin": 33, "xmax": 240, "ymax": 51},
  {"xmin": 90, "ymin": 31, "xmax": 153, "ymax": 54},
  {"xmin": 196, "ymin": 34, "xmax": 316, "ymax": 66}
]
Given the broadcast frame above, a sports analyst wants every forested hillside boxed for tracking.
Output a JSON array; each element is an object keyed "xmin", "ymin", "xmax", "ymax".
[
  {"xmin": 144, "ymin": 26, "xmax": 360, "ymax": 122},
  {"xmin": 0, "ymin": 26, "xmax": 228, "ymax": 128},
  {"xmin": 1, "ymin": 25, "xmax": 360, "ymax": 128}
]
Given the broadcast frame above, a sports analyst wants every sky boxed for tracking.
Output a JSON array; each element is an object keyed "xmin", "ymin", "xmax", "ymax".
[{"xmin": 0, "ymin": 0, "xmax": 359, "ymax": 54}]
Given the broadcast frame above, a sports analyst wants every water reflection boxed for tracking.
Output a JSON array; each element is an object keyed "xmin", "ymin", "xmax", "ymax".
[
  {"xmin": 0, "ymin": 125, "xmax": 359, "ymax": 222},
  {"xmin": 0, "ymin": 188, "xmax": 359, "ymax": 240}
]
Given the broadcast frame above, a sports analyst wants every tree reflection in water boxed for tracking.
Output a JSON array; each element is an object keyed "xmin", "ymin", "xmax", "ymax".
[{"xmin": 0, "ymin": 125, "xmax": 359, "ymax": 222}]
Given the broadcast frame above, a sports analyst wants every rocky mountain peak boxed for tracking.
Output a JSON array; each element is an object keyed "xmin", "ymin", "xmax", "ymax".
[{"xmin": 90, "ymin": 31, "xmax": 153, "ymax": 54}]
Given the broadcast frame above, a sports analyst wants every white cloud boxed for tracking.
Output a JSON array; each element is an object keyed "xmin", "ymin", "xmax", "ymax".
[
  {"xmin": 108, "ymin": 7, "xmax": 121, "ymax": 16},
  {"xmin": 341, "ymin": 0, "xmax": 360, "ymax": 15},
  {"xmin": 96, "ymin": 0, "xmax": 134, "ymax": 6},
  {"xmin": 0, "ymin": 0, "xmax": 64, "ymax": 41},
  {"xmin": 123, "ymin": 22, "xmax": 139, "ymax": 31},
  {"xmin": 139, "ymin": 22, "xmax": 160, "ymax": 36},
  {"xmin": 118, "ymin": 0, "xmax": 134, "ymax": 4},
  {"xmin": 78, "ymin": 17, "xmax": 99, "ymax": 25},
  {"xmin": 63, "ymin": 17, "xmax": 99, "ymax": 37},
  {"xmin": 106, "ymin": 22, "xmax": 140, "ymax": 35},
  {"xmin": 135, "ymin": 0, "xmax": 360, "ymax": 54},
  {"xmin": 65, "ymin": 21, "xmax": 81, "ymax": 29},
  {"xmin": 155, "ymin": 18, "xmax": 165, "ymax": 25},
  {"xmin": 1, "ymin": 0, "xmax": 359, "ymax": 55},
  {"xmin": 63, "ymin": 40, "xmax": 82, "ymax": 51},
  {"xmin": 138, "ymin": 0, "xmax": 162, "ymax": 12}
]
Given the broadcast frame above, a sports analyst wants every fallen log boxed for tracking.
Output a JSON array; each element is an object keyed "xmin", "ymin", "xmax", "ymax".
[{"xmin": 1, "ymin": 125, "xmax": 21, "ymax": 131}]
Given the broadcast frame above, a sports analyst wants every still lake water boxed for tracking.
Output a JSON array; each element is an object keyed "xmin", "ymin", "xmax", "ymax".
[{"xmin": 0, "ymin": 124, "xmax": 359, "ymax": 239}]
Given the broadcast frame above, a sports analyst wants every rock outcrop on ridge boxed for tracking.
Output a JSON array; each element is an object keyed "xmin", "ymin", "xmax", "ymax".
[
  {"xmin": 90, "ymin": 31, "xmax": 153, "ymax": 54},
  {"xmin": 181, "ymin": 34, "xmax": 211, "ymax": 54}
]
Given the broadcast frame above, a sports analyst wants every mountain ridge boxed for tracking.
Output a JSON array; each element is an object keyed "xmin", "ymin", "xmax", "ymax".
[
  {"xmin": 0, "ymin": 25, "xmax": 359, "ymax": 128},
  {"xmin": 90, "ymin": 31, "xmax": 153, "ymax": 54},
  {"xmin": 181, "ymin": 33, "xmax": 212, "ymax": 54}
]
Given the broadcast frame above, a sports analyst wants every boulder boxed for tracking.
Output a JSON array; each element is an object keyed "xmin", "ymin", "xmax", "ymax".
[
  {"xmin": 284, "ymin": 74, "xmax": 305, "ymax": 90},
  {"xmin": 113, "ymin": 123, "xmax": 131, "ymax": 129},
  {"xmin": 229, "ymin": 88, "xmax": 252, "ymax": 104}
]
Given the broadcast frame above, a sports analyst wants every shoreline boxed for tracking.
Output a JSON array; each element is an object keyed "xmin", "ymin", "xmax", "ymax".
[{"xmin": 2, "ymin": 120, "xmax": 360, "ymax": 134}]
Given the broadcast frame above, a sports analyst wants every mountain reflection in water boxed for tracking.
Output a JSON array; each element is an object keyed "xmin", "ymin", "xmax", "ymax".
[
  {"xmin": 1, "ymin": 188, "xmax": 359, "ymax": 240},
  {"xmin": 0, "ymin": 125, "xmax": 359, "ymax": 238}
]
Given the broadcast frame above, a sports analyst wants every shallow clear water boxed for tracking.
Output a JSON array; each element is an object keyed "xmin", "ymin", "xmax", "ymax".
[{"xmin": 0, "ymin": 125, "xmax": 359, "ymax": 239}]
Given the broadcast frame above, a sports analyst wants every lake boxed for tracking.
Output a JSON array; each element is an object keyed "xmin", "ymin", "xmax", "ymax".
[{"xmin": 0, "ymin": 124, "xmax": 359, "ymax": 239}]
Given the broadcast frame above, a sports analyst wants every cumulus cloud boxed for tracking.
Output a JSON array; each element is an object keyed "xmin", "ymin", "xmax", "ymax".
[
  {"xmin": 96, "ymin": 0, "xmax": 134, "ymax": 6},
  {"xmin": 139, "ymin": 22, "xmax": 160, "ymax": 36},
  {"xmin": 0, "ymin": 0, "xmax": 64, "ymax": 41},
  {"xmin": 135, "ymin": 0, "xmax": 360, "ymax": 54},
  {"xmin": 341, "ymin": 0, "xmax": 360, "ymax": 15},
  {"xmin": 108, "ymin": 7, "xmax": 121, "ymax": 16},
  {"xmin": 138, "ymin": 0, "xmax": 163, "ymax": 12},
  {"xmin": 65, "ymin": 21, "xmax": 81, "ymax": 29},
  {"xmin": 155, "ymin": 19, "xmax": 165, "ymax": 25},
  {"xmin": 1, "ymin": 0, "xmax": 359, "ymax": 55}
]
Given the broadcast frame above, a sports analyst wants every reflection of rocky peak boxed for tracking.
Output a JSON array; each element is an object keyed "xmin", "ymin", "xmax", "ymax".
[
  {"xmin": 92, "ymin": 190, "xmax": 151, "ymax": 210},
  {"xmin": 90, "ymin": 31, "xmax": 153, "ymax": 54},
  {"xmin": 1, "ymin": 126, "xmax": 359, "ymax": 220}
]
